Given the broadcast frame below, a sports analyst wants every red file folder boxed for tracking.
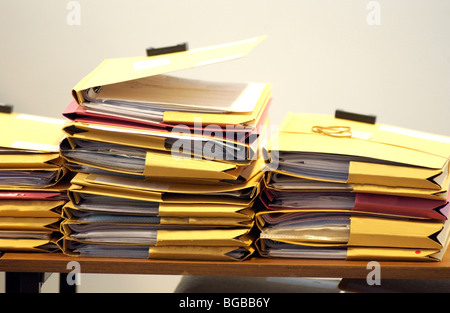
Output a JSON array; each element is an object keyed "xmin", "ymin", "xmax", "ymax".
[{"xmin": 260, "ymin": 188, "xmax": 449, "ymax": 220}]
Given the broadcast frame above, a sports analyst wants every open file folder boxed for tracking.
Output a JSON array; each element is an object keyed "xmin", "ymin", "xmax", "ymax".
[
  {"xmin": 264, "ymin": 113, "xmax": 450, "ymax": 193},
  {"xmin": 66, "ymin": 37, "xmax": 271, "ymax": 165},
  {"xmin": 70, "ymin": 36, "xmax": 270, "ymax": 128}
]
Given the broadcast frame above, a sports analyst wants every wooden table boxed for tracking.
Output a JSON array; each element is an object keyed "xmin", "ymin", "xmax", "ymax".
[{"xmin": 1, "ymin": 250, "xmax": 449, "ymax": 292}]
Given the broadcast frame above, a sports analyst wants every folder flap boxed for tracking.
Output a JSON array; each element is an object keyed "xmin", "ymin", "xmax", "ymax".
[
  {"xmin": 352, "ymin": 181, "xmax": 449, "ymax": 201},
  {"xmin": 348, "ymin": 161, "xmax": 447, "ymax": 189},
  {"xmin": 266, "ymin": 169, "xmax": 449, "ymax": 201},
  {"xmin": 0, "ymin": 153, "xmax": 62, "ymax": 168},
  {"xmin": 160, "ymin": 216, "xmax": 253, "ymax": 227},
  {"xmin": 0, "ymin": 238, "xmax": 59, "ymax": 252},
  {"xmin": 348, "ymin": 216, "xmax": 445, "ymax": 249},
  {"xmin": 68, "ymin": 182, "xmax": 254, "ymax": 206},
  {"xmin": 0, "ymin": 217, "xmax": 60, "ymax": 231},
  {"xmin": 148, "ymin": 245, "xmax": 254, "ymax": 261},
  {"xmin": 72, "ymin": 36, "xmax": 266, "ymax": 103},
  {"xmin": 143, "ymin": 150, "xmax": 239, "ymax": 180},
  {"xmin": 156, "ymin": 228, "xmax": 253, "ymax": 246},
  {"xmin": 70, "ymin": 173, "xmax": 163, "ymax": 200},
  {"xmin": 0, "ymin": 200, "xmax": 64, "ymax": 217},
  {"xmin": 0, "ymin": 113, "xmax": 66, "ymax": 153},
  {"xmin": 354, "ymin": 193, "xmax": 449, "ymax": 220},
  {"xmin": 0, "ymin": 191, "xmax": 67, "ymax": 201},
  {"xmin": 273, "ymin": 113, "xmax": 450, "ymax": 170},
  {"xmin": 346, "ymin": 247, "xmax": 441, "ymax": 261},
  {"xmin": 63, "ymin": 122, "xmax": 168, "ymax": 151},
  {"xmin": 159, "ymin": 203, "xmax": 254, "ymax": 219},
  {"xmin": 84, "ymin": 172, "xmax": 262, "ymax": 196}
]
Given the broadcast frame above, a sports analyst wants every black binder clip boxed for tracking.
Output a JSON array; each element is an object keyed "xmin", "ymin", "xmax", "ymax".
[
  {"xmin": 146, "ymin": 42, "xmax": 188, "ymax": 57},
  {"xmin": 335, "ymin": 109, "xmax": 376, "ymax": 124},
  {"xmin": 0, "ymin": 103, "xmax": 13, "ymax": 114}
]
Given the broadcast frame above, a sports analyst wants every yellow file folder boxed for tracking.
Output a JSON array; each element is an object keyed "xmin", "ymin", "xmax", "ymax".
[
  {"xmin": 256, "ymin": 238, "xmax": 444, "ymax": 262},
  {"xmin": 0, "ymin": 200, "xmax": 64, "ymax": 217},
  {"xmin": 264, "ymin": 171, "xmax": 449, "ymax": 200},
  {"xmin": 71, "ymin": 36, "xmax": 270, "ymax": 128},
  {"xmin": 60, "ymin": 137, "xmax": 265, "ymax": 182},
  {"xmin": 0, "ymin": 112, "xmax": 66, "ymax": 153},
  {"xmin": 264, "ymin": 113, "xmax": 450, "ymax": 190},
  {"xmin": 62, "ymin": 201, "xmax": 254, "ymax": 228},
  {"xmin": 70, "ymin": 172, "xmax": 263, "ymax": 201},
  {"xmin": 68, "ymin": 182, "xmax": 256, "ymax": 212},
  {"xmin": 63, "ymin": 120, "xmax": 262, "ymax": 165},
  {"xmin": 60, "ymin": 239, "xmax": 254, "ymax": 261},
  {"xmin": 0, "ymin": 217, "xmax": 60, "ymax": 231},
  {"xmin": 259, "ymin": 214, "xmax": 449, "ymax": 250},
  {"xmin": 0, "ymin": 112, "xmax": 67, "ymax": 188},
  {"xmin": 0, "ymin": 237, "xmax": 60, "ymax": 252}
]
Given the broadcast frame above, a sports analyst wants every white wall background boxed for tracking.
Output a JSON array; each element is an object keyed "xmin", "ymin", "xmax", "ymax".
[{"xmin": 0, "ymin": 0, "xmax": 449, "ymax": 292}]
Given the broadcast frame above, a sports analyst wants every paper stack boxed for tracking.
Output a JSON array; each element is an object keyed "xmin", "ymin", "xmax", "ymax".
[
  {"xmin": 258, "ymin": 113, "xmax": 450, "ymax": 261},
  {"xmin": 58, "ymin": 37, "xmax": 271, "ymax": 261},
  {"xmin": 0, "ymin": 112, "xmax": 68, "ymax": 253}
]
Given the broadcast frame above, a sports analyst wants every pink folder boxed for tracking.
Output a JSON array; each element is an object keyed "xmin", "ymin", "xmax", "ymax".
[
  {"xmin": 63, "ymin": 99, "xmax": 271, "ymax": 144},
  {"xmin": 0, "ymin": 191, "xmax": 68, "ymax": 201}
]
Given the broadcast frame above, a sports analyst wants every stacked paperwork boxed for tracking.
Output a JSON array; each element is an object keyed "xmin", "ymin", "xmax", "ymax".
[
  {"xmin": 258, "ymin": 113, "xmax": 450, "ymax": 261},
  {"xmin": 59, "ymin": 37, "xmax": 270, "ymax": 261},
  {"xmin": 0, "ymin": 113, "xmax": 68, "ymax": 252}
]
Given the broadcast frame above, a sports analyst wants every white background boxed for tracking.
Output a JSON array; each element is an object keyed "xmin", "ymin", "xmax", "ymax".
[{"xmin": 0, "ymin": 0, "xmax": 449, "ymax": 292}]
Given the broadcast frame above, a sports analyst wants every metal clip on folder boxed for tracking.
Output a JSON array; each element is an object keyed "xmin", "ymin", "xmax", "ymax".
[
  {"xmin": 146, "ymin": 42, "xmax": 189, "ymax": 56},
  {"xmin": 335, "ymin": 109, "xmax": 377, "ymax": 124}
]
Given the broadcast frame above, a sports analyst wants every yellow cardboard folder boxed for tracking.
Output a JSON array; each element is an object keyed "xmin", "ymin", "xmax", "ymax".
[
  {"xmin": 0, "ymin": 217, "xmax": 60, "ymax": 231},
  {"xmin": 62, "ymin": 120, "xmax": 261, "ymax": 165},
  {"xmin": 0, "ymin": 153, "xmax": 63, "ymax": 169},
  {"xmin": 62, "ymin": 201, "xmax": 254, "ymax": 228},
  {"xmin": 61, "ymin": 137, "xmax": 265, "ymax": 182},
  {"xmin": 66, "ymin": 188, "xmax": 255, "ymax": 218},
  {"xmin": 68, "ymin": 183, "xmax": 256, "ymax": 214},
  {"xmin": 60, "ymin": 239, "xmax": 254, "ymax": 261},
  {"xmin": 0, "ymin": 236, "xmax": 60, "ymax": 252},
  {"xmin": 265, "ymin": 113, "xmax": 450, "ymax": 190},
  {"xmin": 0, "ymin": 112, "xmax": 67, "ymax": 188},
  {"xmin": 256, "ymin": 238, "xmax": 443, "ymax": 262},
  {"xmin": 0, "ymin": 200, "xmax": 64, "ymax": 217},
  {"xmin": 71, "ymin": 172, "xmax": 263, "ymax": 200},
  {"xmin": 147, "ymin": 245, "xmax": 254, "ymax": 261},
  {"xmin": 259, "ymin": 213, "xmax": 449, "ymax": 250},
  {"xmin": 72, "ymin": 36, "xmax": 271, "ymax": 128},
  {"xmin": 0, "ymin": 112, "xmax": 66, "ymax": 153},
  {"xmin": 61, "ymin": 220, "xmax": 255, "ymax": 247},
  {"xmin": 264, "ymin": 171, "xmax": 450, "ymax": 201}
]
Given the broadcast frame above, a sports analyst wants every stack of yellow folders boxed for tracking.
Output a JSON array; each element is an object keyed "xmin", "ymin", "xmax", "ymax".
[
  {"xmin": 0, "ymin": 112, "xmax": 68, "ymax": 253},
  {"xmin": 258, "ymin": 113, "xmax": 450, "ymax": 261},
  {"xmin": 58, "ymin": 37, "xmax": 271, "ymax": 261}
]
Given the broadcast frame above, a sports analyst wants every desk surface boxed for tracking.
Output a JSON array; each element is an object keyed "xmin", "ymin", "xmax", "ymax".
[{"xmin": 1, "ymin": 251, "xmax": 449, "ymax": 279}]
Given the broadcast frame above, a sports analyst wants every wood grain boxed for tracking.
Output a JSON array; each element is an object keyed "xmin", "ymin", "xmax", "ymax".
[{"xmin": 1, "ymin": 251, "xmax": 449, "ymax": 279}]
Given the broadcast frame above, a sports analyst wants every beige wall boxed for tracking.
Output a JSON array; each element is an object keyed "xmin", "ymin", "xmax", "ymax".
[{"xmin": 0, "ymin": 0, "xmax": 449, "ymax": 292}]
